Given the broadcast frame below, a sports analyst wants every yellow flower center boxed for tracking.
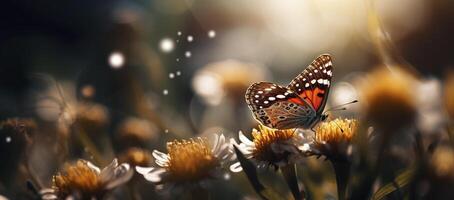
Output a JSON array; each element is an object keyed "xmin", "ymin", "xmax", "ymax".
[
  {"xmin": 166, "ymin": 138, "xmax": 219, "ymax": 182},
  {"xmin": 252, "ymin": 125, "xmax": 296, "ymax": 163},
  {"xmin": 53, "ymin": 160, "xmax": 104, "ymax": 197},
  {"xmin": 315, "ymin": 118, "xmax": 358, "ymax": 144}
]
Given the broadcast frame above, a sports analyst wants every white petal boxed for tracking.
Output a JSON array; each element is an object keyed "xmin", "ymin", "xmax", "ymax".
[
  {"xmin": 229, "ymin": 162, "xmax": 243, "ymax": 173},
  {"xmin": 215, "ymin": 144, "xmax": 231, "ymax": 160},
  {"xmin": 104, "ymin": 163, "xmax": 134, "ymax": 189},
  {"xmin": 143, "ymin": 168, "xmax": 167, "ymax": 182},
  {"xmin": 85, "ymin": 160, "xmax": 101, "ymax": 174},
  {"xmin": 230, "ymin": 138, "xmax": 239, "ymax": 146},
  {"xmin": 212, "ymin": 134, "xmax": 225, "ymax": 154},
  {"xmin": 135, "ymin": 166, "xmax": 155, "ymax": 175},
  {"xmin": 155, "ymin": 159, "xmax": 168, "ymax": 167},
  {"xmin": 211, "ymin": 134, "xmax": 220, "ymax": 153},
  {"xmin": 152, "ymin": 150, "xmax": 169, "ymax": 163},
  {"xmin": 239, "ymin": 131, "xmax": 253, "ymax": 145},
  {"xmin": 299, "ymin": 143, "xmax": 311, "ymax": 152},
  {"xmin": 216, "ymin": 134, "xmax": 226, "ymax": 153},
  {"xmin": 100, "ymin": 159, "xmax": 119, "ymax": 182}
]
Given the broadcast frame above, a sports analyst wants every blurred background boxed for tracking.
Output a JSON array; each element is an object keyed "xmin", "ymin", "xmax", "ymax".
[{"xmin": 1, "ymin": 0, "xmax": 454, "ymax": 199}]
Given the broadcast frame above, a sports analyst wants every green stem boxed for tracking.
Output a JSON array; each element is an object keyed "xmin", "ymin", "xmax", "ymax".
[
  {"xmin": 331, "ymin": 161, "xmax": 350, "ymax": 200},
  {"xmin": 281, "ymin": 164, "xmax": 304, "ymax": 200}
]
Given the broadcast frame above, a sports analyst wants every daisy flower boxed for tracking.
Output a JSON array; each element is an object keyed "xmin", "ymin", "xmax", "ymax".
[
  {"xmin": 230, "ymin": 125, "xmax": 306, "ymax": 172},
  {"xmin": 42, "ymin": 159, "xmax": 133, "ymax": 199},
  {"xmin": 359, "ymin": 67, "xmax": 417, "ymax": 131},
  {"xmin": 303, "ymin": 118, "xmax": 359, "ymax": 162},
  {"xmin": 135, "ymin": 134, "xmax": 234, "ymax": 194}
]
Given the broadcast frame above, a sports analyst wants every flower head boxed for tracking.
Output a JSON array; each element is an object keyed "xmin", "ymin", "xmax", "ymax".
[
  {"xmin": 429, "ymin": 146, "xmax": 454, "ymax": 180},
  {"xmin": 119, "ymin": 147, "xmax": 153, "ymax": 167},
  {"xmin": 359, "ymin": 68, "xmax": 417, "ymax": 130},
  {"xmin": 116, "ymin": 117, "xmax": 158, "ymax": 146},
  {"xmin": 136, "ymin": 134, "xmax": 233, "ymax": 194},
  {"xmin": 304, "ymin": 118, "xmax": 359, "ymax": 161},
  {"xmin": 49, "ymin": 159, "xmax": 133, "ymax": 199},
  {"xmin": 75, "ymin": 102, "xmax": 110, "ymax": 133},
  {"xmin": 192, "ymin": 60, "xmax": 269, "ymax": 105},
  {"xmin": 230, "ymin": 125, "xmax": 305, "ymax": 172}
]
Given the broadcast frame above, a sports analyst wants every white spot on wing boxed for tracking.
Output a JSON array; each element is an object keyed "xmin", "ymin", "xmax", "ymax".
[
  {"xmin": 327, "ymin": 70, "xmax": 332, "ymax": 76},
  {"xmin": 276, "ymin": 94, "xmax": 285, "ymax": 99},
  {"xmin": 311, "ymin": 79, "xmax": 316, "ymax": 84},
  {"xmin": 268, "ymin": 97, "xmax": 276, "ymax": 101},
  {"xmin": 305, "ymin": 83, "xmax": 310, "ymax": 87}
]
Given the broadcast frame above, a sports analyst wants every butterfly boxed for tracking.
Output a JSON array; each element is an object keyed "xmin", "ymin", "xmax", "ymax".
[{"xmin": 245, "ymin": 54, "xmax": 333, "ymax": 129}]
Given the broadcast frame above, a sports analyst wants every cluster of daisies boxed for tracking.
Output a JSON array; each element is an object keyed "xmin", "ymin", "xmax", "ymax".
[
  {"xmin": 3, "ymin": 66, "xmax": 454, "ymax": 200},
  {"xmin": 36, "ymin": 116, "xmax": 358, "ymax": 200}
]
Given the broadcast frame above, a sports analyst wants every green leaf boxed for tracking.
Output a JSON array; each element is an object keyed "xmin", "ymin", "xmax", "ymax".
[{"xmin": 371, "ymin": 167, "xmax": 416, "ymax": 200}]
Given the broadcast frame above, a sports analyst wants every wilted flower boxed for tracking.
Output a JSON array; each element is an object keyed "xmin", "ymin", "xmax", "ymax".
[
  {"xmin": 304, "ymin": 118, "xmax": 359, "ymax": 162},
  {"xmin": 359, "ymin": 68, "xmax": 417, "ymax": 131},
  {"xmin": 230, "ymin": 125, "xmax": 305, "ymax": 172},
  {"xmin": 45, "ymin": 159, "xmax": 133, "ymax": 199},
  {"xmin": 119, "ymin": 147, "xmax": 153, "ymax": 167},
  {"xmin": 136, "ymin": 134, "xmax": 233, "ymax": 194}
]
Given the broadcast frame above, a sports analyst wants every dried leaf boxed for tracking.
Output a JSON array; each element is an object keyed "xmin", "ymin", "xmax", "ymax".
[{"xmin": 371, "ymin": 167, "xmax": 415, "ymax": 200}]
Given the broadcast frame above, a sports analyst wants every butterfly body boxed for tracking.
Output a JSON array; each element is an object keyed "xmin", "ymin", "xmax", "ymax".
[{"xmin": 245, "ymin": 54, "xmax": 333, "ymax": 129}]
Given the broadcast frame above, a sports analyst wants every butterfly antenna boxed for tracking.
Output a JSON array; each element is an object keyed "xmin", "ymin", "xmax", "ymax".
[{"xmin": 324, "ymin": 100, "xmax": 358, "ymax": 114}]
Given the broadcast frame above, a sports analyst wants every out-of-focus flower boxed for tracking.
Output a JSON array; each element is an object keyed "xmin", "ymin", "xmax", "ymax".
[
  {"xmin": 192, "ymin": 60, "xmax": 269, "ymax": 106},
  {"xmin": 45, "ymin": 159, "xmax": 133, "ymax": 200},
  {"xmin": 119, "ymin": 147, "xmax": 153, "ymax": 167},
  {"xmin": 116, "ymin": 117, "xmax": 158, "ymax": 145},
  {"xmin": 359, "ymin": 68, "xmax": 417, "ymax": 131},
  {"xmin": 230, "ymin": 125, "xmax": 305, "ymax": 172},
  {"xmin": 304, "ymin": 118, "xmax": 358, "ymax": 162},
  {"xmin": 416, "ymin": 79, "xmax": 445, "ymax": 134},
  {"xmin": 80, "ymin": 85, "xmax": 96, "ymax": 99},
  {"xmin": 423, "ymin": 145, "xmax": 454, "ymax": 199},
  {"xmin": 429, "ymin": 146, "xmax": 454, "ymax": 180},
  {"xmin": 136, "ymin": 134, "xmax": 233, "ymax": 194},
  {"xmin": 75, "ymin": 103, "xmax": 110, "ymax": 133},
  {"xmin": 445, "ymin": 72, "xmax": 454, "ymax": 120}
]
